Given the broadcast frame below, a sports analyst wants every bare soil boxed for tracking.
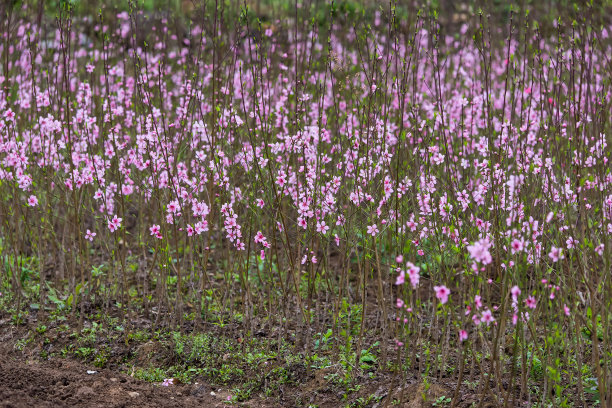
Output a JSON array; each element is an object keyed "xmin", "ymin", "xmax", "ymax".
[
  {"xmin": 0, "ymin": 310, "xmax": 491, "ymax": 408},
  {"xmin": 0, "ymin": 355, "xmax": 233, "ymax": 408},
  {"xmin": 0, "ymin": 354, "xmax": 469, "ymax": 408}
]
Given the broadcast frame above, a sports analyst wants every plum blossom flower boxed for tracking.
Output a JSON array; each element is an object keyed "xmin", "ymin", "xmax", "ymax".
[
  {"xmin": 474, "ymin": 295, "xmax": 482, "ymax": 309},
  {"xmin": 367, "ymin": 224, "xmax": 379, "ymax": 236},
  {"xmin": 395, "ymin": 270, "xmax": 405, "ymax": 285},
  {"xmin": 276, "ymin": 172, "xmax": 287, "ymax": 187},
  {"xmin": 85, "ymin": 229, "xmax": 96, "ymax": 242},
  {"xmin": 525, "ymin": 296, "xmax": 537, "ymax": 309},
  {"xmin": 510, "ymin": 285, "xmax": 521, "ymax": 302},
  {"xmin": 548, "ymin": 246, "xmax": 563, "ymax": 262},
  {"xmin": 194, "ymin": 221, "xmax": 208, "ymax": 235},
  {"xmin": 459, "ymin": 330, "xmax": 468, "ymax": 342},
  {"xmin": 434, "ymin": 285, "xmax": 451, "ymax": 304},
  {"xmin": 511, "ymin": 238, "xmax": 524, "ymax": 253},
  {"xmin": 297, "ymin": 217, "xmax": 307, "ymax": 229},
  {"xmin": 167, "ymin": 200, "xmax": 179, "ymax": 214},
  {"xmin": 481, "ymin": 309, "xmax": 495, "ymax": 325},
  {"xmin": 27, "ymin": 195, "xmax": 38, "ymax": 207},
  {"xmin": 406, "ymin": 262, "xmax": 420, "ymax": 289},
  {"xmin": 108, "ymin": 215, "xmax": 122, "ymax": 232},
  {"xmin": 254, "ymin": 231, "xmax": 269, "ymax": 247},
  {"xmin": 3, "ymin": 109, "xmax": 15, "ymax": 122},
  {"xmin": 121, "ymin": 184, "xmax": 133, "ymax": 195},
  {"xmin": 467, "ymin": 237, "xmax": 492, "ymax": 264},
  {"xmin": 149, "ymin": 224, "xmax": 161, "ymax": 239}
]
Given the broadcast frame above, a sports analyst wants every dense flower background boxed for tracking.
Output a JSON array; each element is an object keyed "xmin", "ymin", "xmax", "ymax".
[{"xmin": 0, "ymin": 1, "xmax": 610, "ymax": 405}]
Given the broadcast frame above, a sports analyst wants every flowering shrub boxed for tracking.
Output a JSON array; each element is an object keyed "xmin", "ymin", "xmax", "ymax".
[{"xmin": 0, "ymin": 1, "xmax": 610, "ymax": 406}]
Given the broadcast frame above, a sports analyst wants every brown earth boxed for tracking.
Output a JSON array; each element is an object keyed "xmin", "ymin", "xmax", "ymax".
[
  {"xmin": 0, "ymin": 312, "xmax": 492, "ymax": 408},
  {"xmin": 0, "ymin": 356, "xmax": 235, "ymax": 408},
  {"xmin": 0, "ymin": 353, "xmax": 486, "ymax": 408}
]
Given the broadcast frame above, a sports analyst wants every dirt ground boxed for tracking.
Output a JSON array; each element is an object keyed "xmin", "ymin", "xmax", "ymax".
[
  {"xmin": 0, "ymin": 314, "xmax": 485, "ymax": 407},
  {"xmin": 0, "ymin": 355, "xmax": 238, "ymax": 408},
  {"xmin": 0, "ymin": 354, "xmax": 476, "ymax": 408}
]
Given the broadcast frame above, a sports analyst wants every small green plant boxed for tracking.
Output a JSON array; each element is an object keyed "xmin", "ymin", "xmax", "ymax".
[
  {"xmin": 74, "ymin": 347, "xmax": 95, "ymax": 359},
  {"xmin": 11, "ymin": 310, "xmax": 27, "ymax": 325},
  {"xmin": 94, "ymin": 348, "xmax": 110, "ymax": 368},
  {"xmin": 314, "ymin": 328, "xmax": 333, "ymax": 351},
  {"xmin": 433, "ymin": 395, "xmax": 452, "ymax": 407},
  {"xmin": 584, "ymin": 377, "xmax": 601, "ymax": 405},
  {"xmin": 134, "ymin": 367, "xmax": 167, "ymax": 382},
  {"xmin": 128, "ymin": 330, "xmax": 150, "ymax": 342},
  {"xmin": 14, "ymin": 336, "xmax": 32, "ymax": 351}
]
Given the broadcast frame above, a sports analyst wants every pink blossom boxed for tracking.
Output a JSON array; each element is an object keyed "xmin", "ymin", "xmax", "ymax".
[
  {"xmin": 548, "ymin": 246, "xmax": 563, "ymax": 262},
  {"xmin": 297, "ymin": 217, "xmax": 307, "ymax": 229},
  {"xmin": 150, "ymin": 224, "xmax": 161, "ymax": 237},
  {"xmin": 254, "ymin": 231, "xmax": 266, "ymax": 244},
  {"xmin": 167, "ymin": 200, "xmax": 179, "ymax": 214},
  {"xmin": 511, "ymin": 238, "xmax": 524, "ymax": 253},
  {"xmin": 481, "ymin": 309, "xmax": 495, "ymax": 325},
  {"xmin": 276, "ymin": 173, "xmax": 287, "ymax": 187},
  {"xmin": 316, "ymin": 221, "xmax": 329, "ymax": 235},
  {"xmin": 395, "ymin": 271, "xmax": 405, "ymax": 285},
  {"xmin": 474, "ymin": 295, "xmax": 482, "ymax": 309},
  {"xmin": 85, "ymin": 229, "xmax": 96, "ymax": 242},
  {"xmin": 510, "ymin": 285, "xmax": 521, "ymax": 301},
  {"xmin": 108, "ymin": 215, "xmax": 122, "ymax": 232},
  {"xmin": 27, "ymin": 195, "xmax": 38, "ymax": 207},
  {"xmin": 366, "ymin": 224, "xmax": 379, "ymax": 236},
  {"xmin": 406, "ymin": 262, "xmax": 420, "ymax": 288},
  {"xmin": 434, "ymin": 285, "xmax": 451, "ymax": 304},
  {"xmin": 525, "ymin": 296, "xmax": 537, "ymax": 309},
  {"xmin": 467, "ymin": 237, "xmax": 493, "ymax": 265}
]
